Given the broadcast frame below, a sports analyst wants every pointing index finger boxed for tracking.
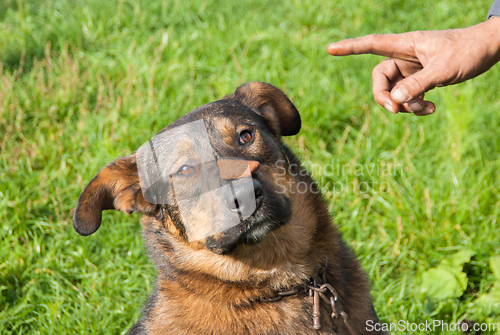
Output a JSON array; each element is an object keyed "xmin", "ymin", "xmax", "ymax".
[{"xmin": 327, "ymin": 33, "xmax": 417, "ymax": 60}]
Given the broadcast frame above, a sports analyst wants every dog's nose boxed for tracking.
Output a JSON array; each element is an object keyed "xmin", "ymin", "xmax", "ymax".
[
  {"xmin": 225, "ymin": 179, "xmax": 264, "ymax": 215},
  {"xmin": 218, "ymin": 159, "xmax": 259, "ymax": 180}
]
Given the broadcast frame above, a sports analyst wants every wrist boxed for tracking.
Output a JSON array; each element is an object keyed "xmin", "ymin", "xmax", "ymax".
[{"xmin": 485, "ymin": 16, "xmax": 500, "ymax": 52}]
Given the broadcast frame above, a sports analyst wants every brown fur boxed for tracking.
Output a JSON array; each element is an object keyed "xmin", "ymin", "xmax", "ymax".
[{"xmin": 74, "ymin": 82, "xmax": 387, "ymax": 334}]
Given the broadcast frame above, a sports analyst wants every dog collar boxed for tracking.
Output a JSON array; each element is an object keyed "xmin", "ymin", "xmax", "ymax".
[{"xmin": 259, "ymin": 266, "xmax": 358, "ymax": 335}]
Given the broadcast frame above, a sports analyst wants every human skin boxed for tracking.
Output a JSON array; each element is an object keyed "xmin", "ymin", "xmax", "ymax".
[{"xmin": 327, "ymin": 16, "xmax": 500, "ymax": 116}]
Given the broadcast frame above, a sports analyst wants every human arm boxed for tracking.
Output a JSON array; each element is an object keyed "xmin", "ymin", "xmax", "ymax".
[{"xmin": 327, "ymin": 4, "xmax": 500, "ymax": 115}]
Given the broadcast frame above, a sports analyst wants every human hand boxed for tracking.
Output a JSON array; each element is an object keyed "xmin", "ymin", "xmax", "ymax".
[{"xmin": 327, "ymin": 16, "xmax": 500, "ymax": 115}]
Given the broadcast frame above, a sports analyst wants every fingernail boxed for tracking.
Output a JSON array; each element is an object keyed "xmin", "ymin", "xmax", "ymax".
[
  {"xmin": 327, "ymin": 44, "xmax": 337, "ymax": 54},
  {"xmin": 408, "ymin": 101, "xmax": 424, "ymax": 112},
  {"xmin": 424, "ymin": 107, "xmax": 434, "ymax": 115},
  {"xmin": 392, "ymin": 87, "xmax": 410, "ymax": 103},
  {"xmin": 384, "ymin": 103, "xmax": 397, "ymax": 114}
]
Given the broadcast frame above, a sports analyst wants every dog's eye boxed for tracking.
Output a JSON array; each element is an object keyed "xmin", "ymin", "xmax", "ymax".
[
  {"xmin": 178, "ymin": 165, "xmax": 194, "ymax": 175},
  {"xmin": 239, "ymin": 130, "xmax": 252, "ymax": 145}
]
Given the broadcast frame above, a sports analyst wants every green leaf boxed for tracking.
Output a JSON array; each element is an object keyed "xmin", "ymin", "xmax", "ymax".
[
  {"xmin": 475, "ymin": 285, "xmax": 500, "ymax": 317},
  {"xmin": 489, "ymin": 256, "xmax": 500, "ymax": 280},
  {"xmin": 417, "ymin": 249, "xmax": 475, "ymax": 315},
  {"xmin": 419, "ymin": 267, "xmax": 468, "ymax": 300},
  {"xmin": 440, "ymin": 249, "xmax": 475, "ymax": 268}
]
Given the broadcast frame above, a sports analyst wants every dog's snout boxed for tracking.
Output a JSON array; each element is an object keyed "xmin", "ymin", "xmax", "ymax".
[{"xmin": 225, "ymin": 180, "xmax": 264, "ymax": 214}]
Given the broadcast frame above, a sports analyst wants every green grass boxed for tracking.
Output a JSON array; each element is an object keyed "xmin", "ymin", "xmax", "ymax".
[{"xmin": 1, "ymin": 0, "xmax": 499, "ymax": 334}]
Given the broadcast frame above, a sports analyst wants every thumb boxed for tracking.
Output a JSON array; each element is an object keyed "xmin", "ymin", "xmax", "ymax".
[{"xmin": 391, "ymin": 66, "xmax": 442, "ymax": 103}]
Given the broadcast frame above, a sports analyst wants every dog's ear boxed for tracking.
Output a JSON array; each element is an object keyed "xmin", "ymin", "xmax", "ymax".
[
  {"xmin": 73, "ymin": 155, "xmax": 157, "ymax": 236},
  {"xmin": 233, "ymin": 82, "xmax": 301, "ymax": 136}
]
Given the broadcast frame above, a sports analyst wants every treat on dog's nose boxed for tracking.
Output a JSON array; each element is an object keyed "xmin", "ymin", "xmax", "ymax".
[{"xmin": 218, "ymin": 159, "xmax": 259, "ymax": 180}]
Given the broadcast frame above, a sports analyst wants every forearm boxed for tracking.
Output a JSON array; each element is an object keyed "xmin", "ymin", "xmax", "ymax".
[{"xmin": 488, "ymin": 0, "xmax": 500, "ymax": 19}]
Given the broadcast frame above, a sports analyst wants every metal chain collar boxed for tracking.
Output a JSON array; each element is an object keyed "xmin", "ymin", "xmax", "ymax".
[{"xmin": 259, "ymin": 267, "xmax": 358, "ymax": 335}]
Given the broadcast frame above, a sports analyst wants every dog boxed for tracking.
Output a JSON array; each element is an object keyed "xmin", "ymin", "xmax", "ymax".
[{"xmin": 73, "ymin": 82, "xmax": 386, "ymax": 334}]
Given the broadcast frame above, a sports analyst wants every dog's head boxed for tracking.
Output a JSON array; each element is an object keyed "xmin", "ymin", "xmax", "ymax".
[{"xmin": 73, "ymin": 82, "xmax": 301, "ymax": 254}]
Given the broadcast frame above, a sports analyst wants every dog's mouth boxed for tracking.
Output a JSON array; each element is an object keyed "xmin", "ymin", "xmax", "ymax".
[
  {"xmin": 205, "ymin": 187, "xmax": 290, "ymax": 255},
  {"xmin": 240, "ymin": 216, "xmax": 282, "ymax": 244}
]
